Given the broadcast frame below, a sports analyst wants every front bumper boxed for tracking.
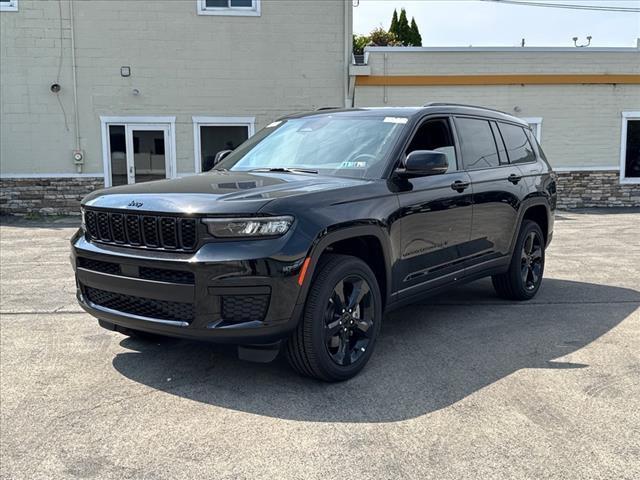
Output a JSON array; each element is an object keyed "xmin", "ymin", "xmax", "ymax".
[{"xmin": 71, "ymin": 230, "xmax": 310, "ymax": 344}]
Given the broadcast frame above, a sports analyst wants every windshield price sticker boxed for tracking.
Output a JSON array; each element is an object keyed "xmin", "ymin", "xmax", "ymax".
[{"xmin": 383, "ymin": 117, "xmax": 408, "ymax": 124}]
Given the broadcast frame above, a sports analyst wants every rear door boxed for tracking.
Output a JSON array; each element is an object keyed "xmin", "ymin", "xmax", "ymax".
[
  {"xmin": 453, "ymin": 116, "xmax": 525, "ymax": 264},
  {"xmin": 394, "ymin": 116, "xmax": 474, "ymax": 297}
]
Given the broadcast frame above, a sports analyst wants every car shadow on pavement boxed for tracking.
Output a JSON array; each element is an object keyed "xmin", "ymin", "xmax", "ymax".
[{"xmin": 112, "ymin": 278, "xmax": 639, "ymax": 423}]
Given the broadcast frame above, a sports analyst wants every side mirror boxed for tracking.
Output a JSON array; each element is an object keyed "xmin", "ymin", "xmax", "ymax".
[
  {"xmin": 214, "ymin": 149, "xmax": 233, "ymax": 165},
  {"xmin": 397, "ymin": 150, "xmax": 448, "ymax": 178}
]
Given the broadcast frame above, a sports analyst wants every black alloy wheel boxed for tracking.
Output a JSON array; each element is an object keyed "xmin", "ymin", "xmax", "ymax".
[
  {"xmin": 521, "ymin": 230, "xmax": 543, "ymax": 291},
  {"xmin": 323, "ymin": 275, "xmax": 374, "ymax": 367}
]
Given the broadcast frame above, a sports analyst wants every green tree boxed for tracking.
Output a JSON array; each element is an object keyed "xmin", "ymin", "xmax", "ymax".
[
  {"xmin": 397, "ymin": 8, "xmax": 411, "ymax": 45},
  {"xmin": 389, "ymin": 9, "xmax": 399, "ymax": 38},
  {"xmin": 410, "ymin": 17, "xmax": 422, "ymax": 46}
]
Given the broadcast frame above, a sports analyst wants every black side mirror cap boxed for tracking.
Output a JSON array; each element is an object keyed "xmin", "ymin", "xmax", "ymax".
[{"xmin": 396, "ymin": 150, "xmax": 449, "ymax": 178}]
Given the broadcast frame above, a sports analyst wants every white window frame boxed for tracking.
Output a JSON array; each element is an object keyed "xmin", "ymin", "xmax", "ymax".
[
  {"xmin": 192, "ymin": 116, "xmax": 255, "ymax": 173},
  {"xmin": 0, "ymin": 0, "xmax": 18, "ymax": 12},
  {"xmin": 197, "ymin": 0, "xmax": 261, "ymax": 17},
  {"xmin": 620, "ymin": 111, "xmax": 640, "ymax": 185},
  {"xmin": 521, "ymin": 117, "xmax": 543, "ymax": 142},
  {"xmin": 100, "ymin": 116, "xmax": 177, "ymax": 188}
]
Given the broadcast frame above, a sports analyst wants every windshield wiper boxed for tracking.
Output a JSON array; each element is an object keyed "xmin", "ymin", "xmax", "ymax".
[{"xmin": 248, "ymin": 167, "xmax": 318, "ymax": 174}]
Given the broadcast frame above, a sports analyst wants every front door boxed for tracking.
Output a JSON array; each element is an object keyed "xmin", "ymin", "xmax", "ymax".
[
  {"xmin": 394, "ymin": 117, "xmax": 474, "ymax": 298},
  {"xmin": 106, "ymin": 122, "xmax": 172, "ymax": 186}
]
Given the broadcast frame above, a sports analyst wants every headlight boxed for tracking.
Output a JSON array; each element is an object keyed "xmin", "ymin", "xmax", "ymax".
[
  {"xmin": 80, "ymin": 207, "xmax": 86, "ymax": 231},
  {"xmin": 202, "ymin": 216, "xmax": 294, "ymax": 238}
]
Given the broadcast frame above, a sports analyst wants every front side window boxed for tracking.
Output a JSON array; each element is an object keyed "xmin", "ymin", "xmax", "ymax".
[
  {"xmin": 454, "ymin": 117, "xmax": 500, "ymax": 170},
  {"xmin": 621, "ymin": 113, "xmax": 640, "ymax": 182},
  {"xmin": 405, "ymin": 118, "xmax": 458, "ymax": 173},
  {"xmin": 197, "ymin": 0, "xmax": 260, "ymax": 16},
  {"xmin": 0, "ymin": 0, "xmax": 18, "ymax": 12},
  {"xmin": 499, "ymin": 122, "xmax": 536, "ymax": 164},
  {"xmin": 215, "ymin": 115, "xmax": 406, "ymax": 180}
]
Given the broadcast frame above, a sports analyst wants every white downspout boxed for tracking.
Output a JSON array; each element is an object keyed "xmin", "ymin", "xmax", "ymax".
[
  {"xmin": 69, "ymin": 0, "xmax": 81, "ymax": 172},
  {"xmin": 344, "ymin": 0, "xmax": 352, "ymax": 107}
]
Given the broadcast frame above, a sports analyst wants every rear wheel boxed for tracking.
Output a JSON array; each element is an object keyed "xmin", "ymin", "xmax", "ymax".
[
  {"xmin": 285, "ymin": 254, "xmax": 382, "ymax": 382},
  {"xmin": 492, "ymin": 220, "xmax": 545, "ymax": 300}
]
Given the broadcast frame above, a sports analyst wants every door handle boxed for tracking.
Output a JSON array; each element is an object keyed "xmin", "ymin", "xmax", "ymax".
[
  {"xmin": 507, "ymin": 174, "xmax": 522, "ymax": 184},
  {"xmin": 450, "ymin": 180, "xmax": 470, "ymax": 193}
]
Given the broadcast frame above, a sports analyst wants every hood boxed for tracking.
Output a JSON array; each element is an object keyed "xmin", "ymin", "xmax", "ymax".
[{"xmin": 82, "ymin": 170, "xmax": 368, "ymax": 215}]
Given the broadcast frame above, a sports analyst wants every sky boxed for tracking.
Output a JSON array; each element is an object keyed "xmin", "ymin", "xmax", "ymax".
[{"xmin": 353, "ymin": 0, "xmax": 640, "ymax": 47}]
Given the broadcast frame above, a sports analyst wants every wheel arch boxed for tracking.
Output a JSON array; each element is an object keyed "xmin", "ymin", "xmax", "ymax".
[
  {"xmin": 510, "ymin": 198, "xmax": 552, "ymax": 253},
  {"xmin": 298, "ymin": 225, "xmax": 392, "ymax": 310}
]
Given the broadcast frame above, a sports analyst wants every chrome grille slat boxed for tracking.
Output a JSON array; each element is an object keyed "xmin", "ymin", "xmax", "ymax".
[{"xmin": 84, "ymin": 208, "xmax": 198, "ymax": 251}]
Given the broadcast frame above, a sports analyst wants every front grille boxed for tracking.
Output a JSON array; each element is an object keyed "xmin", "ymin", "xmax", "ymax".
[
  {"xmin": 139, "ymin": 267, "xmax": 195, "ymax": 285},
  {"xmin": 221, "ymin": 295, "xmax": 270, "ymax": 323},
  {"xmin": 84, "ymin": 209, "xmax": 198, "ymax": 251},
  {"xmin": 77, "ymin": 257, "xmax": 121, "ymax": 275},
  {"xmin": 84, "ymin": 286, "xmax": 194, "ymax": 323}
]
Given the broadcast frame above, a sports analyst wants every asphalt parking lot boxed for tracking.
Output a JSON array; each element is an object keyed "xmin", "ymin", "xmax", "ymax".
[{"xmin": 1, "ymin": 210, "xmax": 639, "ymax": 480}]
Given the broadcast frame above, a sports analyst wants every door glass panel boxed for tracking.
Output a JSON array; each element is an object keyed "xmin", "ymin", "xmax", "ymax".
[
  {"xmin": 200, "ymin": 125, "xmax": 249, "ymax": 171},
  {"xmin": 108, "ymin": 125, "xmax": 127, "ymax": 186},
  {"xmin": 405, "ymin": 118, "xmax": 457, "ymax": 172},
  {"xmin": 132, "ymin": 130, "xmax": 166, "ymax": 183},
  {"xmin": 455, "ymin": 118, "xmax": 500, "ymax": 170},
  {"xmin": 499, "ymin": 122, "xmax": 536, "ymax": 164}
]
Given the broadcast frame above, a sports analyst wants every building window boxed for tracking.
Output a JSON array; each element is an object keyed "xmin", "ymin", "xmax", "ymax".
[
  {"xmin": 620, "ymin": 112, "xmax": 640, "ymax": 184},
  {"xmin": 197, "ymin": 0, "xmax": 261, "ymax": 16},
  {"xmin": 521, "ymin": 117, "xmax": 542, "ymax": 142},
  {"xmin": 0, "ymin": 0, "xmax": 18, "ymax": 12},
  {"xmin": 193, "ymin": 116, "xmax": 255, "ymax": 172}
]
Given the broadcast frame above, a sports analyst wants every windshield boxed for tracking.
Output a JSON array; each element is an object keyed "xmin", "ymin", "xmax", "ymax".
[{"xmin": 214, "ymin": 115, "xmax": 407, "ymax": 179}]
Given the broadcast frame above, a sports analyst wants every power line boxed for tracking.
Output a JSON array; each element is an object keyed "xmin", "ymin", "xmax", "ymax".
[{"xmin": 478, "ymin": 0, "xmax": 640, "ymax": 13}]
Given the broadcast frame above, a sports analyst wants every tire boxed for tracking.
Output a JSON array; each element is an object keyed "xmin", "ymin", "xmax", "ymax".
[
  {"xmin": 492, "ymin": 219, "xmax": 545, "ymax": 301},
  {"xmin": 285, "ymin": 254, "xmax": 382, "ymax": 382}
]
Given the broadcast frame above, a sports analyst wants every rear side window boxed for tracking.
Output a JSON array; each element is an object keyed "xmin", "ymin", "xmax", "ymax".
[
  {"xmin": 499, "ymin": 122, "xmax": 536, "ymax": 164},
  {"xmin": 454, "ymin": 117, "xmax": 500, "ymax": 169}
]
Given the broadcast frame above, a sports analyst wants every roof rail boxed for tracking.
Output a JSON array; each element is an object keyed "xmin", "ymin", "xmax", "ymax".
[
  {"xmin": 423, "ymin": 102, "xmax": 510, "ymax": 115},
  {"xmin": 315, "ymin": 106, "xmax": 343, "ymax": 111}
]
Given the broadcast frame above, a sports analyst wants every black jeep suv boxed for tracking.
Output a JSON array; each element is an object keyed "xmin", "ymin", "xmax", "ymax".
[{"xmin": 72, "ymin": 104, "xmax": 556, "ymax": 381}]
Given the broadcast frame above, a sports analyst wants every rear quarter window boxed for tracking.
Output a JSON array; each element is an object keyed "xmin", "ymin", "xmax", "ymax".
[{"xmin": 499, "ymin": 122, "xmax": 536, "ymax": 164}]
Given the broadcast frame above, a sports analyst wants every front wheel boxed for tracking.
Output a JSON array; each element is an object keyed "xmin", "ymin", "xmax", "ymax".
[
  {"xmin": 492, "ymin": 220, "xmax": 545, "ymax": 300},
  {"xmin": 285, "ymin": 254, "xmax": 382, "ymax": 382}
]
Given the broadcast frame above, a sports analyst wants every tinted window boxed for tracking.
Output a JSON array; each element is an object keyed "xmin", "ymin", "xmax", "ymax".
[
  {"xmin": 406, "ymin": 118, "xmax": 457, "ymax": 172},
  {"xmin": 499, "ymin": 123, "xmax": 536, "ymax": 164},
  {"xmin": 455, "ymin": 118, "xmax": 499, "ymax": 169},
  {"xmin": 490, "ymin": 122, "xmax": 509, "ymax": 165}
]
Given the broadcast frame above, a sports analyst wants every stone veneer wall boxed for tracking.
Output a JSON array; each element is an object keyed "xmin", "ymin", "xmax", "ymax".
[
  {"xmin": 0, "ymin": 172, "xmax": 638, "ymax": 215},
  {"xmin": 0, "ymin": 177, "xmax": 104, "ymax": 216},
  {"xmin": 555, "ymin": 170, "xmax": 640, "ymax": 209}
]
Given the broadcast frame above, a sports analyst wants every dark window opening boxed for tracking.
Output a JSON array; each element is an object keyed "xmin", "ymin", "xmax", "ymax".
[
  {"xmin": 624, "ymin": 120, "xmax": 640, "ymax": 178},
  {"xmin": 200, "ymin": 125, "xmax": 250, "ymax": 172}
]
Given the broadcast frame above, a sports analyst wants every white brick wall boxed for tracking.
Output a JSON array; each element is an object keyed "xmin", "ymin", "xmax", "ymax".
[
  {"xmin": 356, "ymin": 48, "xmax": 640, "ymax": 170},
  {"xmin": 1, "ymin": 0, "xmax": 350, "ymax": 178}
]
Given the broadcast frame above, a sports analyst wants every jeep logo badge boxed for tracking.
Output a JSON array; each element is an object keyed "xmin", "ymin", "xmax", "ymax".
[{"xmin": 127, "ymin": 200, "xmax": 143, "ymax": 208}]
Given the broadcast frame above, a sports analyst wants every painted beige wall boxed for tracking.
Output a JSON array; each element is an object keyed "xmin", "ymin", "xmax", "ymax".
[
  {"xmin": 0, "ymin": 0, "xmax": 350, "ymax": 178},
  {"xmin": 355, "ymin": 48, "xmax": 640, "ymax": 169}
]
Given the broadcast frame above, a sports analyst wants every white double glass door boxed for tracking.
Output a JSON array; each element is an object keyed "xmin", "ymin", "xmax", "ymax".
[{"xmin": 107, "ymin": 123, "xmax": 172, "ymax": 186}]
